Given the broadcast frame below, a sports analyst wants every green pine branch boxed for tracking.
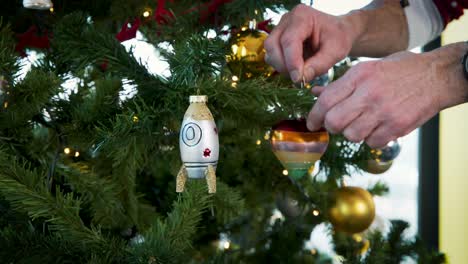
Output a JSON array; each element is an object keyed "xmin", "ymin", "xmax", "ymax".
[
  {"xmin": 129, "ymin": 180, "xmax": 211, "ymax": 264},
  {"xmin": 0, "ymin": 158, "xmax": 107, "ymax": 249},
  {"xmin": 0, "ymin": 20, "xmax": 20, "ymax": 84},
  {"xmin": 57, "ymin": 163, "xmax": 129, "ymax": 228}
]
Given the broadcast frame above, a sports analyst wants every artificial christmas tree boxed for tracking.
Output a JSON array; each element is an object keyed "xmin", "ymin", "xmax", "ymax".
[{"xmin": 0, "ymin": 1, "xmax": 445, "ymax": 263}]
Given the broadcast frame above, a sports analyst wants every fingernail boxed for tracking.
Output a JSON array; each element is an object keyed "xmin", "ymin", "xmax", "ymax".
[
  {"xmin": 290, "ymin": 70, "xmax": 301, "ymax": 83},
  {"xmin": 305, "ymin": 67, "xmax": 315, "ymax": 80}
]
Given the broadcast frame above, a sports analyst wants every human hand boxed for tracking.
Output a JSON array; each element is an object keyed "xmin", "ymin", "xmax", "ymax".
[
  {"xmin": 264, "ymin": 4, "xmax": 357, "ymax": 83},
  {"xmin": 306, "ymin": 51, "xmax": 449, "ymax": 148}
]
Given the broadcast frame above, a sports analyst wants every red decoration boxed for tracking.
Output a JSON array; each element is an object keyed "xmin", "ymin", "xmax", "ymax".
[
  {"xmin": 154, "ymin": 0, "xmax": 174, "ymax": 25},
  {"xmin": 15, "ymin": 26, "xmax": 50, "ymax": 57},
  {"xmin": 433, "ymin": 0, "xmax": 467, "ymax": 26},
  {"xmin": 200, "ymin": 0, "xmax": 233, "ymax": 23},
  {"xmin": 100, "ymin": 18, "xmax": 141, "ymax": 71},
  {"xmin": 257, "ymin": 19, "xmax": 272, "ymax": 34},
  {"xmin": 272, "ymin": 119, "xmax": 326, "ymax": 133},
  {"xmin": 116, "ymin": 18, "xmax": 141, "ymax": 42},
  {"xmin": 203, "ymin": 148, "xmax": 212, "ymax": 157}
]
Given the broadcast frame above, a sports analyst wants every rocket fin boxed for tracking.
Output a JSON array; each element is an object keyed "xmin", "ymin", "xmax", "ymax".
[
  {"xmin": 205, "ymin": 165, "xmax": 216, "ymax": 194},
  {"xmin": 176, "ymin": 165, "xmax": 188, "ymax": 193}
]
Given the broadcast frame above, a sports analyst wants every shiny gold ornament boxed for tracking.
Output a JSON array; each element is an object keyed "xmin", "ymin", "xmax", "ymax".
[
  {"xmin": 360, "ymin": 159, "xmax": 393, "ymax": 174},
  {"xmin": 328, "ymin": 187, "xmax": 375, "ymax": 234},
  {"xmin": 226, "ymin": 29, "xmax": 274, "ymax": 79}
]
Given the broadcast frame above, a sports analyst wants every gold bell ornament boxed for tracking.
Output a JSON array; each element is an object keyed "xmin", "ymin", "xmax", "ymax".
[{"xmin": 177, "ymin": 95, "xmax": 218, "ymax": 193}]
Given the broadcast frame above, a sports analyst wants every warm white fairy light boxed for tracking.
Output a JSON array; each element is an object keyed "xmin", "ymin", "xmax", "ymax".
[
  {"xmin": 218, "ymin": 233, "xmax": 231, "ymax": 251},
  {"xmin": 312, "ymin": 209, "xmax": 320, "ymax": 216},
  {"xmin": 63, "ymin": 147, "xmax": 71, "ymax": 155},
  {"xmin": 74, "ymin": 151, "xmax": 80, "ymax": 158},
  {"xmin": 223, "ymin": 241, "xmax": 230, "ymax": 249},
  {"xmin": 282, "ymin": 169, "xmax": 288, "ymax": 176}
]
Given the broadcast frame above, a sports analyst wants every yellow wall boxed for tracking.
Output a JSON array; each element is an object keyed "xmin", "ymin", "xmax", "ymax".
[{"xmin": 440, "ymin": 13, "xmax": 468, "ymax": 264}]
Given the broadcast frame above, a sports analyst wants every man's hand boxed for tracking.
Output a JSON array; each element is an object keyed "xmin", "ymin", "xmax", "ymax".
[
  {"xmin": 264, "ymin": 4, "xmax": 356, "ymax": 83},
  {"xmin": 307, "ymin": 43, "xmax": 468, "ymax": 148},
  {"xmin": 264, "ymin": 1, "xmax": 409, "ymax": 83}
]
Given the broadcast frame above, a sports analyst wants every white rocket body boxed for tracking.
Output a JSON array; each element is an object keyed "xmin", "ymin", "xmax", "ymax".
[{"xmin": 179, "ymin": 96, "xmax": 219, "ymax": 179}]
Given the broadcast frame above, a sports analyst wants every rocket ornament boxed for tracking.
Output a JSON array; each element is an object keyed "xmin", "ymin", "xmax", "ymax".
[{"xmin": 177, "ymin": 95, "xmax": 219, "ymax": 193}]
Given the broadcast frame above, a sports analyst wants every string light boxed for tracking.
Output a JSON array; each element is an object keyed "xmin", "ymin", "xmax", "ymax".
[
  {"xmin": 74, "ymin": 151, "xmax": 80, "ymax": 158},
  {"xmin": 312, "ymin": 209, "xmax": 320, "ymax": 216},
  {"xmin": 231, "ymin": 75, "xmax": 239, "ymax": 88},
  {"xmin": 256, "ymin": 139, "xmax": 261, "ymax": 145},
  {"xmin": 143, "ymin": 11, "xmax": 150, "ymax": 17},
  {"xmin": 263, "ymin": 131, "xmax": 270, "ymax": 140},
  {"xmin": 132, "ymin": 115, "xmax": 139, "ymax": 123},
  {"xmin": 63, "ymin": 147, "xmax": 71, "ymax": 155},
  {"xmin": 282, "ymin": 169, "xmax": 288, "ymax": 176},
  {"xmin": 49, "ymin": 7, "xmax": 54, "ymax": 12},
  {"xmin": 310, "ymin": 249, "xmax": 317, "ymax": 255},
  {"xmin": 223, "ymin": 241, "xmax": 230, "ymax": 249}
]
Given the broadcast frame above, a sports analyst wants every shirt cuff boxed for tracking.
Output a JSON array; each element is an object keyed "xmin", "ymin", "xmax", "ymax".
[{"xmin": 404, "ymin": 0, "xmax": 444, "ymax": 49}]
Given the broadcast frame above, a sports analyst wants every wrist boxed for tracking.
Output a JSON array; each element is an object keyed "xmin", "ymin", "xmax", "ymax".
[
  {"xmin": 339, "ymin": 1, "xmax": 409, "ymax": 57},
  {"xmin": 339, "ymin": 10, "xmax": 368, "ymax": 56},
  {"xmin": 427, "ymin": 42, "xmax": 468, "ymax": 110}
]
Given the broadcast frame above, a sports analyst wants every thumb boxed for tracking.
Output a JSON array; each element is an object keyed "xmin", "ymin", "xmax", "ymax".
[{"xmin": 303, "ymin": 44, "xmax": 341, "ymax": 82}]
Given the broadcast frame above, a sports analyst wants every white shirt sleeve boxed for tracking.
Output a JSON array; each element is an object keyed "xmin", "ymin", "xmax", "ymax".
[{"xmin": 404, "ymin": 0, "xmax": 444, "ymax": 49}]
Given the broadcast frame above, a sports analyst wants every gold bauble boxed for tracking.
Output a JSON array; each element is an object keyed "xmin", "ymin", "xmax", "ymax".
[
  {"xmin": 328, "ymin": 187, "xmax": 375, "ymax": 234},
  {"xmin": 226, "ymin": 29, "xmax": 274, "ymax": 79},
  {"xmin": 360, "ymin": 159, "xmax": 393, "ymax": 174}
]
